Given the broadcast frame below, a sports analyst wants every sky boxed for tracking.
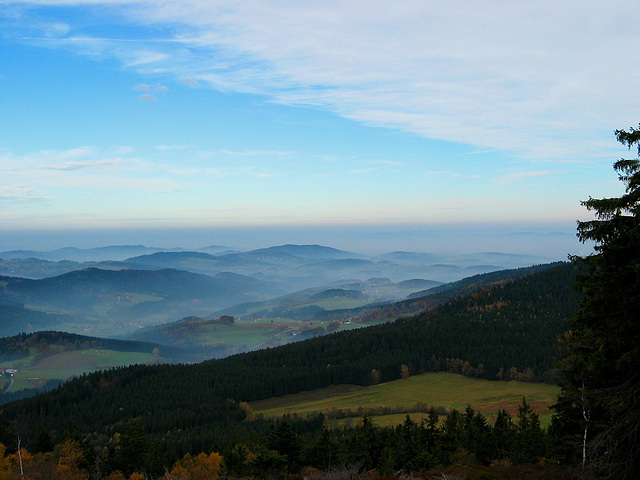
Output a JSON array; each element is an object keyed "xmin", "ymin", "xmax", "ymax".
[{"xmin": 1, "ymin": 1, "xmax": 639, "ymax": 255}]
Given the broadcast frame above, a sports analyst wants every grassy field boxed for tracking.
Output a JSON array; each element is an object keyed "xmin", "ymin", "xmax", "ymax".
[
  {"xmin": 190, "ymin": 321, "xmax": 294, "ymax": 350},
  {"xmin": 0, "ymin": 348, "xmax": 155, "ymax": 391},
  {"xmin": 175, "ymin": 318, "xmax": 384, "ymax": 352},
  {"xmin": 251, "ymin": 371, "xmax": 560, "ymax": 427}
]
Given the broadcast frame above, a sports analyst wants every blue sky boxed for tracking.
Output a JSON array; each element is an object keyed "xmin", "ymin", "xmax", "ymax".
[{"xmin": 1, "ymin": 1, "xmax": 638, "ymax": 255}]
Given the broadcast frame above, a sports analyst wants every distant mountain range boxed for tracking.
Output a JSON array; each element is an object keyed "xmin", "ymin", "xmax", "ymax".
[
  {"xmin": 0, "ymin": 243, "xmax": 553, "ymax": 338},
  {"xmin": 0, "ymin": 244, "xmax": 233, "ymax": 262},
  {"xmin": 1, "ymin": 244, "xmax": 552, "ymax": 286}
]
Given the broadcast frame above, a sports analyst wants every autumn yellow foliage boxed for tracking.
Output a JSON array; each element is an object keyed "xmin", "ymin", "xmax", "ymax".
[{"xmin": 165, "ymin": 451, "xmax": 223, "ymax": 480}]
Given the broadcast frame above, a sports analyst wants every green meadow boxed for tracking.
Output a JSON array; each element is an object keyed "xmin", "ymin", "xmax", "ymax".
[
  {"xmin": 184, "ymin": 321, "xmax": 296, "ymax": 350},
  {"xmin": 1, "ymin": 348, "xmax": 154, "ymax": 391},
  {"xmin": 251, "ymin": 371, "xmax": 560, "ymax": 427},
  {"xmin": 153, "ymin": 316, "xmax": 380, "ymax": 353}
]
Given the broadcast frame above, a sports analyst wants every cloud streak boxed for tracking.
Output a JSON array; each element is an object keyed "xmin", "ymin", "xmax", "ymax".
[
  {"xmin": 0, "ymin": 184, "xmax": 50, "ymax": 203},
  {"xmin": 498, "ymin": 170, "xmax": 555, "ymax": 184},
  {"xmin": 38, "ymin": 159, "xmax": 123, "ymax": 170},
  {"xmin": 1, "ymin": 146, "xmax": 280, "ymax": 194},
  {"xmin": 6, "ymin": 1, "xmax": 638, "ymax": 164}
]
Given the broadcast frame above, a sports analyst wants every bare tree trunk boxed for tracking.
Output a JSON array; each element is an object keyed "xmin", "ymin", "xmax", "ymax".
[{"xmin": 17, "ymin": 435, "xmax": 24, "ymax": 480}]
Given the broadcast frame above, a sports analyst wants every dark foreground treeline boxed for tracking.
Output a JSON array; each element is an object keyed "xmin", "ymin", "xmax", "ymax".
[
  {"xmin": 0, "ymin": 400, "xmax": 577, "ymax": 480},
  {"xmin": 0, "ymin": 263, "xmax": 580, "ymax": 478}
]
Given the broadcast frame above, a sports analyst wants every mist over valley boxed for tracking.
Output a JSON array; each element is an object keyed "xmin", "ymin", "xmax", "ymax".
[{"xmin": 0, "ymin": 243, "xmax": 551, "ymax": 339}]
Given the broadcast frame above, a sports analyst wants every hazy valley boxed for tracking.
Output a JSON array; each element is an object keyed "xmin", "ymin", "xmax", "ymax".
[
  {"xmin": 0, "ymin": 243, "xmax": 561, "ymax": 399},
  {"xmin": 0, "ymin": 243, "xmax": 551, "ymax": 338}
]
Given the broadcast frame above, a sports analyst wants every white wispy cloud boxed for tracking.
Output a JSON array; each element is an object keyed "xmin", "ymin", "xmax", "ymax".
[
  {"xmin": 351, "ymin": 168, "xmax": 378, "ymax": 175},
  {"xmin": 46, "ymin": 146, "xmax": 95, "ymax": 159},
  {"xmin": 0, "ymin": 184, "xmax": 50, "ymax": 202},
  {"xmin": 37, "ymin": 159, "xmax": 122, "ymax": 170},
  {"xmin": 218, "ymin": 149, "xmax": 296, "ymax": 157},
  {"xmin": 1, "ymin": 146, "xmax": 278, "ymax": 193},
  {"xmin": 498, "ymin": 170, "xmax": 555, "ymax": 184},
  {"xmin": 123, "ymin": 49, "xmax": 168, "ymax": 68},
  {"xmin": 180, "ymin": 77, "xmax": 200, "ymax": 87},
  {"xmin": 369, "ymin": 160, "xmax": 402, "ymax": 166},
  {"xmin": 155, "ymin": 144, "xmax": 191, "ymax": 151},
  {"xmin": 6, "ymin": 0, "xmax": 640, "ymax": 163}
]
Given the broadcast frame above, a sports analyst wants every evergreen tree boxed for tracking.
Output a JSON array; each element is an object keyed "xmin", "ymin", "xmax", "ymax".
[
  {"xmin": 109, "ymin": 418, "xmax": 151, "ymax": 477},
  {"xmin": 463, "ymin": 406, "xmax": 491, "ymax": 465},
  {"xmin": 556, "ymin": 124, "xmax": 640, "ymax": 478},
  {"xmin": 266, "ymin": 421, "xmax": 302, "ymax": 472},
  {"xmin": 438, "ymin": 409, "xmax": 464, "ymax": 466},
  {"xmin": 513, "ymin": 397, "xmax": 546, "ymax": 465},
  {"xmin": 491, "ymin": 409, "xmax": 514, "ymax": 462},
  {"xmin": 61, "ymin": 420, "xmax": 94, "ymax": 474},
  {"xmin": 33, "ymin": 425, "xmax": 53, "ymax": 454},
  {"xmin": 305, "ymin": 428, "xmax": 339, "ymax": 471},
  {"xmin": 395, "ymin": 415, "xmax": 419, "ymax": 470},
  {"xmin": 348, "ymin": 415, "xmax": 381, "ymax": 470}
]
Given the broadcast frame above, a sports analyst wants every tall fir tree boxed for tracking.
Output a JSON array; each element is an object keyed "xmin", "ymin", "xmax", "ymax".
[{"xmin": 555, "ymin": 125, "xmax": 640, "ymax": 478}]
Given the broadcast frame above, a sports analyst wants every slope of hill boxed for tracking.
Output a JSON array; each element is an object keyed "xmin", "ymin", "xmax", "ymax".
[
  {"xmin": 0, "ymin": 299, "xmax": 74, "ymax": 337},
  {"xmin": 0, "ymin": 331, "xmax": 188, "ymax": 363},
  {"xmin": 397, "ymin": 278, "xmax": 442, "ymax": 290},
  {"xmin": 300, "ymin": 262, "xmax": 565, "ymax": 325},
  {"xmin": 0, "ymin": 331, "xmax": 193, "ymax": 404},
  {"xmin": 246, "ymin": 244, "xmax": 356, "ymax": 259},
  {"xmin": 0, "ymin": 262, "xmax": 578, "ymax": 453},
  {"xmin": 0, "ymin": 268, "xmax": 283, "ymax": 336},
  {"xmin": 0, "ymin": 245, "xmax": 182, "ymax": 262},
  {"xmin": 0, "ymin": 258, "xmax": 86, "ymax": 279},
  {"xmin": 122, "ymin": 251, "xmax": 223, "ymax": 273},
  {"xmin": 307, "ymin": 288, "xmax": 367, "ymax": 302},
  {"xmin": 130, "ymin": 263, "xmax": 563, "ymax": 358},
  {"xmin": 0, "ymin": 257, "xmax": 158, "ymax": 280},
  {"xmin": 251, "ymin": 371, "xmax": 560, "ymax": 426},
  {"xmin": 127, "ymin": 314, "xmax": 319, "ymax": 358}
]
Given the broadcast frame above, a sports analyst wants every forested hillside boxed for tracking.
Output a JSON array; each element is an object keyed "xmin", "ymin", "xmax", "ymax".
[
  {"xmin": 0, "ymin": 268, "xmax": 282, "ymax": 336},
  {"xmin": 0, "ymin": 299, "xmax": 71, "ymax": 337},
  {"xmin": 0, "ymin": 262, "xmax": 577, "ymax": 458}
]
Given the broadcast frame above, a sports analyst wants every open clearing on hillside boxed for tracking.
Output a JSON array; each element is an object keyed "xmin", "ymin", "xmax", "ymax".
[
  {"xmin": 251, "ymin": 371, "xmax": 559, "ymax": 426},
  {"xmin": 190, "ymin": 322, "xmax": 288, "ymax": 349},
  {"xmin": 170, "ymin": 318, "xmax": 381, "ymax": 352},
  {"xmin": 0, "ymin": 349, "xmax": 154, "ymax": 391}
]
